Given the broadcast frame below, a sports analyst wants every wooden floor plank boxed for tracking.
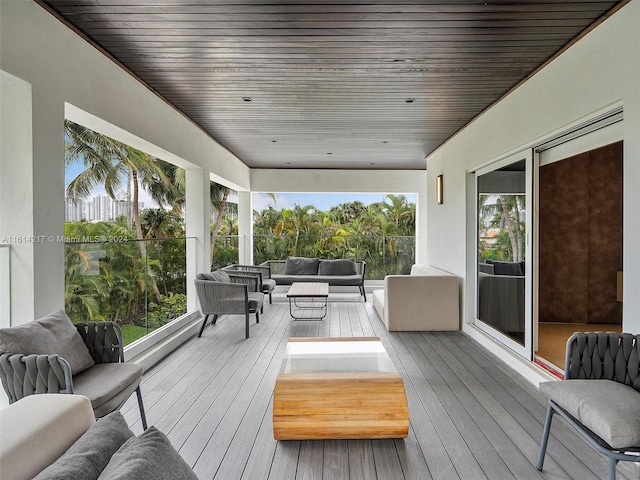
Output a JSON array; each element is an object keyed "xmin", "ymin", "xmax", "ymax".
[
  {"xmin": 322, "ymin": 440, "xmax": 350, "ymax": 480},
  {"xmin": 130, "ymin": 301, "xmax": 639, "ymax": 479}
]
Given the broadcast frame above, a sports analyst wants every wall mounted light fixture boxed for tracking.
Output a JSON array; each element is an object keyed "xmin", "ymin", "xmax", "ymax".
[{"xmin": 436, "ymin": 174, "xmax": 444, "ymax": 205}]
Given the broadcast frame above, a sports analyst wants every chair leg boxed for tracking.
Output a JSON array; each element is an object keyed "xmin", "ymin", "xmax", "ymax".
[
  {"xmin": 212, "ymin": 314, "xmax": 218, "ymax": 325},
  {"xmin": 256, "ymin": 311, "xmax": 260, "ymax": 323},
  {"xmin": 197, "ymin": 314, "xmax": 209, "ymax": 338},
  {"xmin": 261, "ymin": 305, "xmax": 264, "ymax": 314},
  {"xmin": 245, "ymin": 314, "xmax": 250, "ymax": 338},
  {"xmin": 136, "ymin": 386, "xmax": 148, "ymax": 430},
  {"xmin": 607, "ymin": 457, "xmax": 618, "ymax": 480},
  {"xmin": 360, "ymin": 285, "xmax": 367, "ymax": 302},
  {"xmin": 537, "ymin": 403, "xmax": 555, "ymax": 471},
  {"xmin": 269, "ymin": 292, "xmax": 273, "ymax": 304}
]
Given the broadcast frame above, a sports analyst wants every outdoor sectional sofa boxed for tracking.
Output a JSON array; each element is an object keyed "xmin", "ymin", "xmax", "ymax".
[
  {"xmin": 260, "ymin": 257, "xmax": 367, "ymax": 301},
  {"xmin": 372, "ymin": 264, "xmax": 459, "ymax": 331}
]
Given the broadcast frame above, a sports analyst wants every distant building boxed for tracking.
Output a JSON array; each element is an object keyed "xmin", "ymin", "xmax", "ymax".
[
  {"xmin": 64, "ymin": 194, "xmax": 144, "ymax": 222},
  {"xmin": 65, "ymin": 196, "xmax": 86, "ymax": 222}
]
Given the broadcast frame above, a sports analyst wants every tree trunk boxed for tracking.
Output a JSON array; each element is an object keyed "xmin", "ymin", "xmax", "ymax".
[
  {"xmin": 499, "ymin": 195, "xmax": 520, "ymax": 262},
  {"xmin": 133, "ymin": 170, "xmax": 163, "ymax": 303},
  {"xmin": 210, "ymin": 187, "xmax": 230, "ymax": 266}
]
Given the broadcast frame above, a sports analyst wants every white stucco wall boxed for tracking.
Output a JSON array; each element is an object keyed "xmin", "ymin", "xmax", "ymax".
[{"xmin": 425, "ymin": 0, "xmax": 640, "ymax": 334}]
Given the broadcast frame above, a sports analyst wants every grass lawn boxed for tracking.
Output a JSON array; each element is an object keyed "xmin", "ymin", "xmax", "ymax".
[{"xmin": 120, "ymin": 324, "xmax": 149, "ymax": 346}]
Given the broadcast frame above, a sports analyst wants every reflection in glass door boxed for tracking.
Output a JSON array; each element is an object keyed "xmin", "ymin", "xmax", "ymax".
[{"xmin": 475, "ymin": 152, "xmax": 532, "ymax": 358}]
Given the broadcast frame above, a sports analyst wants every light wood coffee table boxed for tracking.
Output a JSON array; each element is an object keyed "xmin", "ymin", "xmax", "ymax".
[
  {"xmin": 286, "ymin": 282, "xmax": 329, "ymax": 320},
  {"xmin": 273, "ymin": 337, "xmax": 409, "ymax": 440}
]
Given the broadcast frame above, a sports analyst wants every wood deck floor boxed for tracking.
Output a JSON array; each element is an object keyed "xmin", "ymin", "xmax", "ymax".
[{"xmin": 121, "ymin": 299, "xmax": 638, "ymax": 480}]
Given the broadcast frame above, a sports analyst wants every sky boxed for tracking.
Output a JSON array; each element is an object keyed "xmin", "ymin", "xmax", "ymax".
[
  {"xmin": 66, "ymin": 161, "xmax": 416, "ymax": 212},
  {"xmin": 252, "ymin": 192, "xmax": 416, "ymax": 212}
]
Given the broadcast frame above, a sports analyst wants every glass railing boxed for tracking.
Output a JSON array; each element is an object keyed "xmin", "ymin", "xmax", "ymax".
[
  {"xmin": 211, "ymin": 234, "xmax": 240, "ymax": 270},
  {"xmin": 64, "ymin": 238, "xmax": 188, "ymax": 346},
  {"xmin": 0, "ymin": 245, "xmax": 10, "ymax": 328},
  {"xmin": 252, "ymin": 235, "xmax": 416, "ymax": 280}
]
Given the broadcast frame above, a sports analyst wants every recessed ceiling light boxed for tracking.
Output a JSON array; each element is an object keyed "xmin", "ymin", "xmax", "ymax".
[
  {"xmin": 242, "ymin": 97, "xmax": 253, "ymax": 102},
  {"xmin": 382, "ymin": 140, "xmax": 389, "ymax": 144},
  {"xmin": 405, "ymin": 98, "xmax": 415, "ymax": 104},
  {"xmin": 271, "ymin": 140, "xmax": 277, "ymax": 143}
]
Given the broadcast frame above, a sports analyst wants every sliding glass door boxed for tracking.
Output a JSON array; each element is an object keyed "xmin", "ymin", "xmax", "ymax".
[{"xmin": 475, "ymin": 150, "xmax": 533, "ymax": 358}]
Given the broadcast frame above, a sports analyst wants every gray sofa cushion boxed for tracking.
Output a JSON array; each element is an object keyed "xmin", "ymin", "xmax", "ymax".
[
  {"xmin": 0, "ymin": 310, "xmax": 95, "ymax": 375},
  {"xmin": 284, "ymin": 257, "xmax": 319, "ymax": 275},
  {"xmin": 197, "ymin": 270, "xmax": 230, "ymax": 283},
  {"xmin": 34, "ymin": 411, "xmax": 133, "ymax": 480},
  {"xmin": 540, "ymin": 379, "xmax": 640, "ymax": 449},
  {"xmin": 73, "ymin": 363, "xmax": 144, "ymax": 417},
  {"xmin": 318, "ymin": 259, "xmax": 357, "ymax": 276},
  {"xmin": 273, "ymin": 274, "xmax": 363, "ymax": 286},
  {"xmin": 98, "ymin": 427, "xmax": 198, "ymax": 480},
  {"xmin": 486, "ymin": 260, "xmax": 523, "ymax": 276}
]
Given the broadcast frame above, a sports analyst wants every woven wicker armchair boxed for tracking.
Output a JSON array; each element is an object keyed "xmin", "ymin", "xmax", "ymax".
[
  {"xmin": 537, "ymin": 332, "xmax": 640, "ymax": 480},
  {"xmin": 222, "ymin": 264, "xmax": 276, "ymax": 304},
  {"xmin": 0, "ymin": 311, "xmax": 147, "ymax": 430},
  {"xmin": 195, "ymin": 270, "xmax": 265, "ymax": 339}
]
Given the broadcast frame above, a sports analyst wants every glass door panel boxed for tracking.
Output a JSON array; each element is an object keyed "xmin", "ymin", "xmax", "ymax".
[{"xmin": 475, "ymin": 151, "xmax": 532, "ymax": 358}]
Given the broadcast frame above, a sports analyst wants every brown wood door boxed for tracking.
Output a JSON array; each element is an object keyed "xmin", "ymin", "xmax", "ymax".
[{"xmin": 539, "ymin": 141, "xmax": 623, "ymax": 324}]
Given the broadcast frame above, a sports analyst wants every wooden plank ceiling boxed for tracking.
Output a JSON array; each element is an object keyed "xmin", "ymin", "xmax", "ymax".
[{"xmin": 40, "ymin": 1, "xmax": 621, "ymax": 170}]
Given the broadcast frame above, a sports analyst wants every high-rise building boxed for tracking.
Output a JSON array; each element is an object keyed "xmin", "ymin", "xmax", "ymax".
[{"xmin": 64, "ymin": 196, "xmax": 86, "ymax": 222}]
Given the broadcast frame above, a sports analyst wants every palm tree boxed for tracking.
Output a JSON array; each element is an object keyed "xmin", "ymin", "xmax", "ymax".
[{"xmin": 65, "ymin": 120, "xmax": 170, "ymax": 303}]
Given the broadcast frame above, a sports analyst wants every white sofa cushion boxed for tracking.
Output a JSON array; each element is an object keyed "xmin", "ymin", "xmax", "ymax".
[{"xmin": 0, "ymin": 394, "xmax": 95, "ymax": 480}]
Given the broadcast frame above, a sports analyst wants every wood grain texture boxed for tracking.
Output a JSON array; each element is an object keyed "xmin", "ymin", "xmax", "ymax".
[
  {"xmin": 274, "ymin": 370, "xmax": 408, "ymax": 439},
  {"xmin": 38, "ymin": 0, "xmax": 623, "ymax": 170},
  {"xmin": 116, "ymin": 300, "xmax": 638, "ymax": 479}
]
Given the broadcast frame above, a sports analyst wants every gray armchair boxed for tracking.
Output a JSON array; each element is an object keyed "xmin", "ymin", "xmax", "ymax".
[
  {"xmin": 222, "ymin": 264, "xmax": 276, "ymax": 304},
  {"xmin": 0, "ymin": 310, "xmax": 147, "ymax": 430},
  {"xmin": 195, "ymin": 270, "xmax": 265, "ymax": 339},
  {"xmin": 537, "ymin": 332, "xmax": 640, "ymax": 480}
]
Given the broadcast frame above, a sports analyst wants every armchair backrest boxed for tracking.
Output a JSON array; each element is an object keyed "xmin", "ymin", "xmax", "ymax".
[
  {"xmin": 565, "ymin": 332, "xmax": 640, "ymax": 392},
  {"xmin": 194, "ymin": 278, "xmax": 250, "ymax": 316},
  {"xmin": 74, "ymin": 322, "xmax": 123, "ymax": 364}
]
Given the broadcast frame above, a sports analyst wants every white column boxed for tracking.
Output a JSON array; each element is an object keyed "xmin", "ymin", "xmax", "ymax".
[
  {"xmin": 237, "ymin": 191, "xmax": 253, "ymax": 265},
  {"xmin": 185, "ymin": 168, "xmax": 210, "ymax": 312},
  {"xmin": 1, "ymin": 72, "xmax": 35, "ymax": 324},
  {"xmin": 1, "ymin": 73, "xmax": 66, "ymax": 322}
]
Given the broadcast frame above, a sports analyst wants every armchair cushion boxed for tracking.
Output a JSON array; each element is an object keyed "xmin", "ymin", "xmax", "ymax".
[
  {"xmin": 98, "ymin": 427, "xmax": 198, "ymax": 480},
  {"xmin": 197, "ymin": 270, "xmax": 230, "ymax": 283},
  {"xmin": 34, "ymin": 411, "xmax": 134, "ymax": 480},
  {"xmin": 540, "ymin": 379, "xmax": 640, "ymax": 449},
  {"xmin": 72, "ymin": 363, "xmax": 144, "ymax": 418},
  {"xmin": 284, "ymin": 257, "xmax": 319, "ymax": 275},
  {"xmin": 318, "ymin": 258, "xmax": 357, "ymax": 276},
  {"xmin": 248, "ymin": 292, "xmax": 265, "ymax": 312},
  {"xmin": 0, "ymin": 310, "xmax": 95, "ymax": 375}
]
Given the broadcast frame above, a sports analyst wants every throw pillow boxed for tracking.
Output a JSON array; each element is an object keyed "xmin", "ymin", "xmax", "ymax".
[
  {"xmin": 284, "ymin": 257, "xmax": 320, "ymax": 275},
  {"xmin": 34, "ymin": 411, "xmax": 134, "ymax": 480},
  {"xmin": 197, "ymin": 270, "xmax": 230, "ymax": 283},
  {"xmin": 98, "ymin": 427, "xmax": 198, "ymax": 480},
  {"xmin": 318, "ymin": 259, "xmax": 357, "ymax": 276},
  {"xmin": 486, "ymin": 260, "xmax": 523, "ymax": 276},
  {"xmin": 0, "ymin": 309, "xmax": 95, "ymax": 375}
]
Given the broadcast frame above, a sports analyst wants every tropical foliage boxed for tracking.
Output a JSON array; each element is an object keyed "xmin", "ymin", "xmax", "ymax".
[
  {"xmin": 478, "ymin": 194, "xmax": 526, "ymax": 262},
  {"xmin": 64, "ymin": 123, "xmax": 417, "ymax": 347},
  {"xmin": 64, "ymin": 218, "xmax": 187, "ymax": 344},
  {"xmin": 246, "ymin": 195, "xmax": 416, "ymax": 279}
]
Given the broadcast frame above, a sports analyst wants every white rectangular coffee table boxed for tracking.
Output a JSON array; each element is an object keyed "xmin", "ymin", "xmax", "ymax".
[
  {"xmin": 273, "ymin": 337, "xmax": 409, "ymax": 440},
  {"xmin": 286, "ymin": 282, "xmax": 329, "ymax": 320}
]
